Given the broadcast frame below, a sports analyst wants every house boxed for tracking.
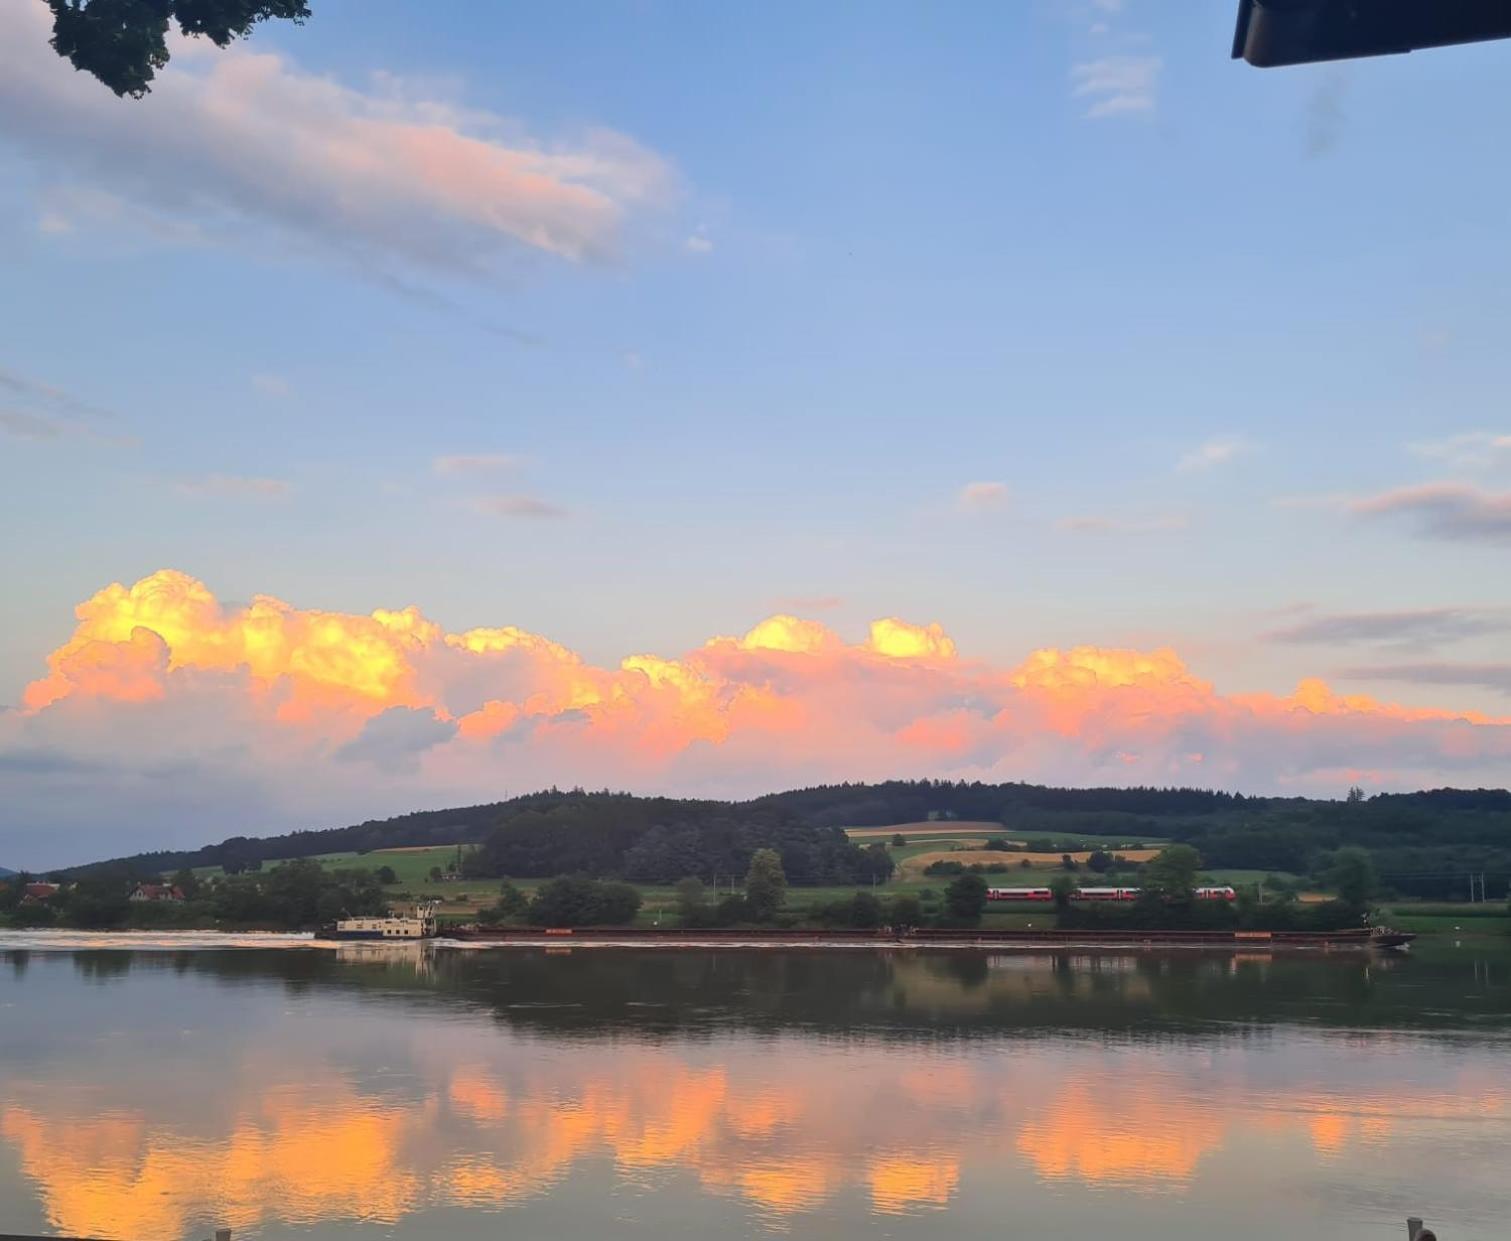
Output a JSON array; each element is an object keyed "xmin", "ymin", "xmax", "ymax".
[
  {"xmin": 129, "ymin": 883, "xmax": 185, "ymax": 903},
  {"xmin": 21, "ymin": 882, "xmax": 60, "ymax": 905}
]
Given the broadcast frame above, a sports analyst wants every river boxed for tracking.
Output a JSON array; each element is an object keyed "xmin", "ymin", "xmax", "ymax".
[{"xmin": 1, "ymin": 935, "xmax": 1508, "ymax": 1240}]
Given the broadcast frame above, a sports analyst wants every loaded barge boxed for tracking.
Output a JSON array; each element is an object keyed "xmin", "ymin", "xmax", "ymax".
[{"xmin": 445, "ymin": 925, "xmax": 1415, "ymax": 952}]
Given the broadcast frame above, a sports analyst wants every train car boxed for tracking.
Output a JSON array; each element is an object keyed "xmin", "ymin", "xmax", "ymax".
[
  {"xmin": 1195, "ymin": 886, "xmax": 1238, "ymax": 902},
  {"xmin": 1072, "ymin": 887, "xmax": 1138, "ymax": 902},
  {"xmin": 985, "ymin": 887, "xmax": 1054, "ymax": 902}
]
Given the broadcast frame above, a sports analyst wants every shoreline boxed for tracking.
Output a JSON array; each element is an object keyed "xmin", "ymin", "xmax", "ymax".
[{"xmin": 0, "ymin": 926, "xmax": 1420, "ymax": 953}]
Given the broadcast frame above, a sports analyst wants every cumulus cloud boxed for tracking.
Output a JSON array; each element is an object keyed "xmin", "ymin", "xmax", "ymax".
[
  {"xmin": 1265, "ymin": 608, "xmax": 1511, "ymax": 648},
  {"xmin": 1352, "ymin": 483, "xmax": 1511, "ymax": 543},
  {"xmin": 1177, "ymin": 436, "xmax": 1251, "ymax": 473},
  {"xmin": 957, "ymin": 481, "xmax": 1010, "ymax": 512},
  {"xmin": 1070, "ymin": 55, "xmax": 1161, "ymax": 118},
  {"xmin": 0, "ymin": 0, "xmax": 675, "ymax": 279},
  {"xmin": 337, "ymin": 706, "xmax": 457, "ymax": 771},
  {"xmin": 5, "ymin": 570, "xmax": 1511, "ymax": 862}
]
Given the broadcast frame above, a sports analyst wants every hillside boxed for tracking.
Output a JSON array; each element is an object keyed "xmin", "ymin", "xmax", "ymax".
[{"xmin": 52, "ymin": 780, "xmax": 1511, "ymax": 900}]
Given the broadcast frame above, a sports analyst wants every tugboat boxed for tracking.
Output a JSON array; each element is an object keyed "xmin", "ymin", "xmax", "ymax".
[{"xmin": 319, "ymin": 900, "xmax": 439, "ymax": 941}]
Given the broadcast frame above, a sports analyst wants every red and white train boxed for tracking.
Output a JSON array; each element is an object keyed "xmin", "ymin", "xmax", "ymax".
[{"xmin": 985, "ymin": 886, "xmax": 1237, "ymax": 903}]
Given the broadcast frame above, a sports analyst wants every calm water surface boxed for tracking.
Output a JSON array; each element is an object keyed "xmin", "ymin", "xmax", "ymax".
[{"xmin": 1, "ymin": 936, "xmax": 1508, "ymax": 1240}]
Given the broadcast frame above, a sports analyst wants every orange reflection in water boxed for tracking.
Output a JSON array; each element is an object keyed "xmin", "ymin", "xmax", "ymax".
[
  {"xmin": 1015, "ymin": 1084, "xmax": 1227, "ymax": 1189},
  {"xmin": 6, "ymin": 1042, "xmax": 1510, "ymax": 1237}
]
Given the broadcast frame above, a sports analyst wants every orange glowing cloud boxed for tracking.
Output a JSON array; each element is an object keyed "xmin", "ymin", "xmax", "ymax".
[{"xmin": 10, "ymin": 569, "xmax": 1511, "ymax": 841}]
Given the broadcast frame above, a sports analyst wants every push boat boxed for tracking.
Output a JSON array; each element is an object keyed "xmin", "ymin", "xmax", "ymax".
[{"xmin": 318, "ymin": 901, "xmax": 439, "ymax": 941}]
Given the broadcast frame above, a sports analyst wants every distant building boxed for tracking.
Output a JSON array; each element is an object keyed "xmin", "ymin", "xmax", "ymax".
[
  {"xmin": 129, "ymin": 883, "xmax": 185, "ymax": 903},
  {"xmin": 21, "ymin": 882, "xmax": 60, "ymax": 905}
]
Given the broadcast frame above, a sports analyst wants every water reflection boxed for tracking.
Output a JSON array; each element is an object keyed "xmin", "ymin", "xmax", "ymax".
[{"xmin": 1, "ymin": 944, "xmax": 1508, "ymax": 1240}]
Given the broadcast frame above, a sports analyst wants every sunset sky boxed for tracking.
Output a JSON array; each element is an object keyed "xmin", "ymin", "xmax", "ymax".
[{"xmin": 3, "ymin": 0, "xmax": 1510, "ymax": 867}]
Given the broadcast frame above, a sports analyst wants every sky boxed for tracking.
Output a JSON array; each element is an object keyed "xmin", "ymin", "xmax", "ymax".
[{"xmin": 2, "ymin": 0, "xmax": 1511, "ymax": 868}]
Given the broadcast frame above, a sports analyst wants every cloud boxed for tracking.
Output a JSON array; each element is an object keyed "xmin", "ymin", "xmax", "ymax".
[
  {"xmin": 685, "ymin": 233, "xmax": 714, "ymax": 254},
  {"xmin": 1338, "ymin": 663, "xmax": 1511, "ymax": 697},
  {"xmin": 1058, "ymin": 513, "xmax": 1186, "ymax": 535},
  {"xmin": 1265, "ymin": 608, "xmax": 1511, "ymax": 648},
  {"xmin": 1409, "ymin": 432, "xmax": 1511, "ymax": 471},
  {"xmin": 1070, "ymin": 55, "xmax": 1161, "ymax": 118},
  {"xmin": 0, "ymin": 0, "xmax": 675, "ymax": 280},
  {"xmin": 6, "ymin": 569, "xmax": 1511, "ymax": 860},
  {"xmin": 251, "ymin": 373, "xmax": 291, "ymax": 398},
  {"xmin": 0, "ymin": 363, "xmax": 113, "ymax": 421},
  {"xmin": 957, "ymin": 481, "xmax": 1010, "ymax": 512},
  {"xmin": 175, "ymin": 475, "xmax": 291, "ymax": 499},
  {"xmin": 432, "ymin": 454, "xmax": 523, "ymax": 476},
  {"xmin": 472, "ymin": 494, "xmax": 567, "ymax": 519},
  {"xmin": 0, "ymin": 409, "xmax": 65, "ymax": 440},
  {"xmin": 337, "ymin": 706, "xmax": 457, "ymax": 770},
  {"xmin": 1177, "ymin": 436, "xmax": 1251, "ymax": 473},
  {"xmin": 1352, "ymin": 483, "xmax": 1511, "ymax": 544}
]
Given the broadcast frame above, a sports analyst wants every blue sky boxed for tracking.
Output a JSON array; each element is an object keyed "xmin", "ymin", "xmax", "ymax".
[{"xmin": 2, "ymin": 0, "xmax": 1510, "ymax": 864}]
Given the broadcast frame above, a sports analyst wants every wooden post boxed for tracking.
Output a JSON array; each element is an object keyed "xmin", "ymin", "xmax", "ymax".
[{"xmin": 1406, "ymin": 1217, "xmax": 1423, "ymax": 1240}]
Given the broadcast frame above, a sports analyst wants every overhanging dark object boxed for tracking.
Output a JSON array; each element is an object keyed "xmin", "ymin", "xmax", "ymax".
[{"xmin": 1234, "ymin": 0, "xmax": 1511, "ymax": 67}]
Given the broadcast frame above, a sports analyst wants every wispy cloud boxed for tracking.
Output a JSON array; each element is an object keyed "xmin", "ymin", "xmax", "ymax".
[
  {"xmin": 957, "ymin": 481, "xmax": 1010, "ymax": 512},
  {"xmin": 176, "ymin": 474, "xmax": 290, "ymax": 500},
  {"xmin": 1177, "ymin": 436, "xmax": 1252, "ymax": 473},
  {"xmin": 1409, "ymin": 431, "xmax": 1511, "ymax": 471},
  {"xmin": 432, "ymin": 454, "xmax": 523, "ymax": 476},
  {"xmin": 0, "ymin": 362, "xmax": 113, "ymax": 421},
  {"xmin": 1265, "ymin": 607, "xmax": 1511, "ymax": 648},
  {"xmin": 1352, "ymin": 482, "xmax": 1511, "ymax": 544},
  {"xmin": 0, "ymin": 409, "xmax": 65, "ymax": 440},
  {"xmin": 0, "ymin": 0, "xmax": 676, "ymax": 280},
  {"xmin": 684, "ymin": 232, "xmax": 714, "ymax": 254},
  {"xmin": 473, "ymin": 494, "xmax": 568, "ymax": 519},
  {"xmin": 1058, "ymin": 513, "xmax": 1187, "ymax": 535},
  {"xmin": 1338, "ymin": 661, "xmax": 1511, "ymax": 696},
  {"xmin": 1070, "ymin": 55, "xmax": 1161, "ymax": 119}
]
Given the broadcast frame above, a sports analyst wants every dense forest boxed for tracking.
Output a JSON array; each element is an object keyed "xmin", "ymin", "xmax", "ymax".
[{"xmin": 48, "ymin": 779, "xmax": 1511, "ymax": 900}]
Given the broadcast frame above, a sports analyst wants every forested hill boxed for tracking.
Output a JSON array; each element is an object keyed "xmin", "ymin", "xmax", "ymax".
[{"xmin": 52, "ymin": 780, "xmax": 1511, "ymax": 899}]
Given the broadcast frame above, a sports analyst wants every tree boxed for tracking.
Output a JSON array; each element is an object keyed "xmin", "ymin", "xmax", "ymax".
[
  {"xmin": 848, "ymin": 891, "xmax": 883, "ymax": 928},
  {"xmin": 891, "ymin": 833, "xmax": 907, "ymax": 848},
  {"xmin": 46, "ymin": 0, "xmax": 312, "ymax": 99},
  {"xmin": 1060, "ymin": 853, "xmax": 1079, "ymax": 871},
  {"xmin": 674, "ymin": 877, "xmax": 710, "ymax": 926},
  {"xmin": 1086, "ymin": 850, "xmax": 1112, "ymax": 874},
  {"xmin": 1142, "ymin": 845, "xmax": 1201, "ymax": 904},
  {"xmin": 1346, "ymin": 785, "xmax": 1366, "ymax": 805},
  {"xmin": 1325, "ymin": 847, "xmax": 1377, "ymax": 912},
  {"xmin": 944, "ymin": 873, "xmax": 987, "ymax": 925},
  {"xmin": 482, "ymin": 880, "xmax": 529, "ymax": 924},
  {"xmin": 428, "ymin": 866, "xmax": 444, "ymax": 882},
  {"xmin": 1049, "ymin": 873, "xmax": 1077, "ymax": 913},
  {"xmin": 170, "ymin": 868, "xmax": 201, "ymax": 899},
  {"xmin": 744, "ymin": 849, "xmax": 787, "ymax": 922},
  {"xmin": 529, "ymin": 876, "xmax": 641, "ymax": 927},
  {"xmin": 375, "ymin": 865, "xmax": 398, "ymax": 885},
  {"xmin": 887, "ymin": 894, "xmax": 923, "ymax": 928}
]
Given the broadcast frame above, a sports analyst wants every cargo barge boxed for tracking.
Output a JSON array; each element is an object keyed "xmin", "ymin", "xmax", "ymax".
[{"xmin": 443, "ymin": 925, "xmax": 1415, "ymax": 952}]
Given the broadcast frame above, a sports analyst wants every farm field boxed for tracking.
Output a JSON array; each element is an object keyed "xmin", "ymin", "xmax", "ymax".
[{"xmin": 896, "ymin": 847, "xmax": 1160, "ymax": 879}]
